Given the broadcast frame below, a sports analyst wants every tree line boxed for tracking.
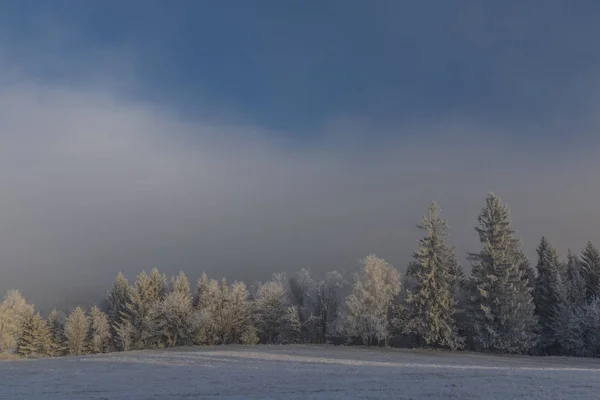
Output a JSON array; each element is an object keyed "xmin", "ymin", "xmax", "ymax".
[{"xmin": 1, "ymin": 192, "xmax": 600, "ymax": 358}]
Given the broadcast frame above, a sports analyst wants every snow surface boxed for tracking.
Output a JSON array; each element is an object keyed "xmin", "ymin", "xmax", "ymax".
[{"xmin": 1, "ymin": 345, "xmax": 600, "ymax": 399}]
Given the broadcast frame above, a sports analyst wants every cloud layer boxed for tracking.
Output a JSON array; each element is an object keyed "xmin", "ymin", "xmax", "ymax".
[{"xmin": 1, "ymin": 76, "xmax": 600, "ymax": 311}]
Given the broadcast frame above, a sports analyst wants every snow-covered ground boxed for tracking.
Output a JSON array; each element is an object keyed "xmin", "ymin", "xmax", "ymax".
[{"xmin": 1, "ymin": 345, "xmax": 600, "ymax": 399}]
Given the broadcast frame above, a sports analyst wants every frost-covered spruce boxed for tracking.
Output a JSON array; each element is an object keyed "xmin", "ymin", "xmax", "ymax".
[
  {"xmin": 224, "ymin": 281, "xmax": 255, "ymax": 344},
  {"xmin": 123, "ymin": 269, "xmax": 166, "ymax": 349},
  {"xmin": 533, "ymin": 237, "xmax": 564, "ymax": 352},
  {"xmin": 565, "ymin": 250, "xmax": 587, "ymax": 307},
  {"xmin": 106, "ymin": 272, "xmax": 131, "ymax": 332},
  {"xmin": 150, "ymin": 289, "xmax": 197, "ymax": 347},
  {"xmin": 254, "ymin": 277, "xmax": 293, "ymax": 344},
  {"xmin": 0, "ymin": 290, "xmax": 34, "ymax": 355},
  {"xmin": 65, "ymin": 307, "xmax": 90, "ymax": 356},
  {"xmin": 467, "ymin": 193, "xmax": 538, "ymax": 353},
  {"xmin": 580, "ymin": 242, "xmax": 600, "ymax": 300},
  {"xmin": 89, "ymin": 306, "xmax": 112, "ymax": 353},
  {"xmin": 171, "ymin": 271, "xmax": 192, "ymax": 299},
  {"xmin": 194, "ymin": 273, "xmax": 220, "ymax": 344},
  {"xmin": 47, "ymin": 309, "xmax": 68, "ymax": 357},
  {"xmin": 565, "ymin": 296, "xmax": 600, "ymax": 357},
  {"xmin": 404, "ymin": 202, "xmax": 464, "ymax": 350},
  {"xmin": 16, "ymin": 312, "xmax": 52, "ymax": 357}
]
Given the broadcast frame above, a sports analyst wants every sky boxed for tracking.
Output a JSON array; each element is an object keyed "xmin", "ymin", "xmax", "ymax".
[{"xmin": 1, "ymin": 1, "xmax": 600, "ymax": 311}]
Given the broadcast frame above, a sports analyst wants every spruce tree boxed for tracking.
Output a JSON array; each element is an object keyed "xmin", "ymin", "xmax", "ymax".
[
  {"xmin": 195, "ymin": 272, "xmax": 211, "ymax": 308},
  {"xmin": 89, "ymin": 306, "xmax": 112, "ymax": 353},
  {"xmin": 533, "ymin": 237, "xmax": 562, "ymax": 352},
  {"xmin": 0, "ymin": 290, "xmax": 34, "ymax": 355},
  {"xmin": 15, "ymin": 312, "xmax": 35, "ymax": 357},
  {"xmin": 47, "ymin": 309, "xmax": 68, "ymax": 357},
  {"xmin": 65, "ymin": 307, "xmax": 90, "ymax": 356},
  {"xmin": 17, "ymin": 313, "xmax": 51, "ymax": 357},
  {"xmin": 172, "ymin": 271, "xmax": 191, "ymax": 299},
  {"xmin": 226, "ymin": 281, "xmax": 256, "ymax": 344},
  {"xmin": 517, "ymin": 252, "xmax": 537, "ymax": 289},
  {"xmin": 565, "ymin": 250, "xmax": 587, "ymax": 307},
  {"xmin": 580, "ymin": 242, "xmax": 600, "ymax": 299},
  {"xmin": 404, "ymin": 202, "xmax": 463, "ymax": 349},
  {"xmin": 123, "ymin": 269, "xmax": 166, "ymax": 349},
  {"xmin": 16, "ymin": 313, "xmax": 51, "ymax": 357},
  {"xmin": 467, "ymin": 193, "xmax": 538, "ymax": 353},
  {"xmin": 106, "ymin": 272, "xmax": 131, "ymax": 333}
]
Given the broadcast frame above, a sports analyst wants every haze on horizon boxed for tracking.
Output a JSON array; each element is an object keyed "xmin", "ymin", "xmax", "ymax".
[{"xmin": 1, "ymin": 1, "xmax": 600, "ymax": 311}]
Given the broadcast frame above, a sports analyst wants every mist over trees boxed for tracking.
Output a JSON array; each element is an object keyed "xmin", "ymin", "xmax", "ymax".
[{"xmin": 2, "ymin": 192, "xmax": 600, "ymax": 359}]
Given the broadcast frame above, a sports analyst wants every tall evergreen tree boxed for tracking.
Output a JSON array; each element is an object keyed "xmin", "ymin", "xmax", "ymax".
[
  {"xmin": 467, "ymin": 193, "xmax": 538, "ymax": 353},
  {"xmin": 89, "ymin": 306, "xmax": 112, "ymax": 353},
  {"xmin": 106, "ymin": 272, "xmax": 131, "ymax": 332},
  {"xmin": 517, "ymin": 252, "xmax": 537, "ymax": 289},
  {"xmin": 194, "ymin": 273, "xmax": 220, "ymax": 344},
  {"xmin": 0, "ymin": 290, "xmax": 34, "ymax": 355},
  {"xmin": 171, "ymin": 271, "xmax": 192, "ymax": 299},
  {"xmin": 404, "ymin": 202, "xmax": 464, "ymax": 349},
  {"xmin": 580, "ymin": 242, "xmax": 600, "ymax": 299},
  {"xmin": 533, "ymin": 237, "xmax": 563, "ymax": 352},
  {"xmin": 65, "ymin": 307, "xmax": 89, "ymax": 356},
  {"xmin": 254, "ymin": 279, "xmax": 290, "ymax": 344},
  {"xmin": 150, "ymin": 289, "xmax": 198, "ymax": 347},
  {"xmin": 565, "ymin": 250, "xmax": 587, "ymax": 307},
  {"xmin": 226, "ymin": 281, "xmax": 256, "ymax": 344},
  {"xmin": 47, "ymin": 309, "xmax": 68, "ymax": 357},
  {"xmin": 122, "ymin": 269, "xmax": 166, "ymax": 349},
  {"xmin": 16, "ymin": 313, "xmax": 52, "ymax": 357}
]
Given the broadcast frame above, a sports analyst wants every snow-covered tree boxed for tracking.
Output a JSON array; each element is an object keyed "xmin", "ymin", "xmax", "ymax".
[
  {"xmin": 195, "ymin": 272, "xmax": 212, "ymax": 308},
  {"xmin": 533, "ymin": 237, "xmax": 564, "ymax": 352},
  {"xmin": 281, "ymin": 306, "xmax": 302, "ymax": 343},
  {"xmin": 580, "ymin": 242, "xmax": 600, "ymax": 300},
  {"xmin": 403, "ymin": 202, "xmax": 464, "ymax": 349},
  {"xmin": 16, "ymin": 312, "xmax": 52, "ymax": 357},
  {"xmin": 171, "ymin": 271, "xmax": 192, "ymax": 299},
  {"xmin": 517, "ymin": 252, "xmax": 537, "ymax": 289},
  {"xmin": 151, "ymin": 289, "xmax": 198, "ymax": 347},
  {"xmin": 254, "ymin": 277, "xmax": 299, "ymax": 344},
  {"xmin": 113, "ymin": 319, "xmax": 134, "ymax": 352},
  {"xmin": 239, "ymin": 324, "xmax": 260, "ymax": 345},
  {"xmin": 289, "ymin": 269, "xmax": 325, "ymax": 342},
  {"xmin": 313, "ymin": 271, "xmax": 346, "ymax": 343},
  {"xmin": 148, "ymin": 268, "xmax": 168, "ymax": 300},
  {"xmin": 106, "ymin": 272, "xmax": 131, "ymax": 336},
  {"xmin": 65, "ymin": 307, "xmax": 90, "ymax": 355},
  {"xmin": 467, "ymin": 193, "xmax": 538, "ymax": 353},
  {"xmin": 552, "ymin": 250, "xmax": 588, "ymax": 356},
  {"xmin": 345, "ymin": 255, "xmax": 401, "ymax": 346},
  {"xmin": 565, "ymin": 250, "xmax": 587, "ymax": 307},
  {"xmin": 47, "ymin": 309, "xmax": 68, "ymax": 357},
  {"xmin": 222, "ymin": 281, "xmax": 255, "ymax": 344},
  {"xmin": 89, "ymin": 306, "xmax": 111, "ymax": 353},
  {"xmin": 0, "ymin": 290, "xmax": 34, "ymax": 355},
  {"xmin": 564, "ymin": 297, "xmax": 600, "ymax": 357},
  {"xmin": 193, "ymin": 274, "xmax": 258, "ymax": 345},
  {"xmin": 194, "ymin": 273, "xmax": 220, "ymax": 345},
  {"xmin": 122, "ymin": 269, "xmax": 166, "ymax": 349}
]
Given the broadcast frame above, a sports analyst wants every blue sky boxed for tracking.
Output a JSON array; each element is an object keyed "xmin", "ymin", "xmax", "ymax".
[
  {"xmin": 1, "ymin": 1, "xmax": 600, "ymax": 308},
  {"xmin": 3, "ymin": 1, "xmax": 600, "ymax": 134}
]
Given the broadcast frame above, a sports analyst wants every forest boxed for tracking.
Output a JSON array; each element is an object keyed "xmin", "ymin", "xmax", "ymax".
[{"xmin": 1, "ymin": 192, "xmax": 599, "ymax": 359}]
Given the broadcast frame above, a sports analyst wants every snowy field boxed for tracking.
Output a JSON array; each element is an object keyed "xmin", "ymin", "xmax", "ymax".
[{"xmin": 1, "ymin": 345, "xmax": 600, "ymax": 399}]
